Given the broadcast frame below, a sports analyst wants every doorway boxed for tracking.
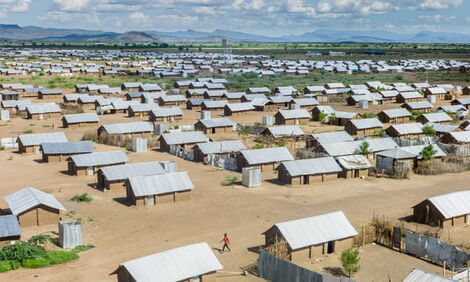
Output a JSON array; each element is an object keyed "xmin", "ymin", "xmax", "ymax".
[
  {"xmin": 327, "ymin": 241, "xmax": 335, "ymax": 254},
  {"xmin": 303, "ymin": 175, "xmax": 309, "ymax": 185},
  {"xmin": 147, "ymin": 195, "xmax": 155, "ymax": 206}
]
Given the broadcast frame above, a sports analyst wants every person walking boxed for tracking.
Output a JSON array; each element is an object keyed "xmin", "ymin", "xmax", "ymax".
[{"xmin": 220, "ymin": 233, "xmax": 231, "ymax": 253}]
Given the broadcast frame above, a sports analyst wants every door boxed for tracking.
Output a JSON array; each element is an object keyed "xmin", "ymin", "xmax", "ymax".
[
  {"xmin": 147, "ymin": 195, "xmax": 155, "ymax": 206},
  {"xmin": 303, "ymin": 175, "xmax": 309, "ymax": 185},
  {"xmin": 327, "ymin": 241, "xmax": 335, "ymax": 254},
  {"xmin": 354, "ymin": 169, "xmax": 359, "ymax": 178},
  {"xmin": 211, "ymin": 128, "xmax": 216, "ymax": 134},
  {"xmin": 86, "ymin": 167, "xmax": 94, "ymax": 176}
]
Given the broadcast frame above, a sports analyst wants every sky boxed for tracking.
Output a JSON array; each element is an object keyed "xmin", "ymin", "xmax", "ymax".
[{"xmin": 0, "ymin": 0, "xmax": 469, "ymax": 36}]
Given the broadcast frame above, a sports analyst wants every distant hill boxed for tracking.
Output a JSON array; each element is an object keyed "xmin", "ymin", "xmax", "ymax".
[{"xmin": 0, "ymin": 24, "xmax": 469, "ymax": 43}]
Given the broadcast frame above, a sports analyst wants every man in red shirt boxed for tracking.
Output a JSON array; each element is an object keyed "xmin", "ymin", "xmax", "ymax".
[{"xmin": 220, "ymin": 233, "xmax": 231, "ymax": 253}]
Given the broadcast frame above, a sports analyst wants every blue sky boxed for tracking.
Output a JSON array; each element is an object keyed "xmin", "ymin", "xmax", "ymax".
[{"xmin": 0, "ymin": 0, "xmax": 469, "ymax": 35}]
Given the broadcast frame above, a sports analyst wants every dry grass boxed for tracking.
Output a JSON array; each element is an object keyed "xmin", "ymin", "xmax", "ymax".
[
  {"xmin": 263, "ymin": 237, "xmax": 290, "ymax": 261},
  {"xmin": 60, "ymin": 103, "xmax": 84, "ymax": 114},
  {"xmin": 81, "ymin": 130, "xmax": 158, "ymax": 150},
  {"xmin": 415, "ymin": 155, "xmax": 470, "ymax": 175}
]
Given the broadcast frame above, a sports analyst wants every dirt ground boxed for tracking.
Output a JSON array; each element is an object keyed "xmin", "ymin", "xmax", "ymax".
[{"xmin": 0, "ymin": 95, "xmax": 469, "ymax": 282}]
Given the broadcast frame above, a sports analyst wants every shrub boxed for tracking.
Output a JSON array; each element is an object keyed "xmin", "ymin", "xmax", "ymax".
[
  {"xmin": 253, "ymin": 142, "xmax": 265, "ymax": 149},
  {"xmin": 0, "ymin": 261, "xmax": 12, "ymax": 273},
  {"xmin": 224, "ymin": 175, "xmax": 239, "ymax": 186},
  {"xmin": 356, "ymin": 141, "xmax": 370, "ymax": 156},
  {"xmin": 22, "ymin": 257, "xmax": 50, "ymax": 268},
  {"xmin": 45, "ymin": 251, "xmax": 79, "ymax": 265},
  {"xmin": 340, "ymin": 248, "xmax": 361, "ymax": 278},
  {"xmin": 421, "ymin": 125, "xmax": 436, "ymax": 135},
  {"xmin": 361, "ymin": 112, "xmax": 376, "ymax": 118},
  {"xmin": 0, "ymin": 241, "xmax": 46, "ymax": 263},
  {"xmin": 22, "ymin": 129, "xmax": 33, "ymax": 134},
  {"xmin": 71, "ymin": 193, "xmax": 93, "ymax": 203},
  {"xmin": 419, "ymin": 145, "xmax": 437, "ymax": 160}
]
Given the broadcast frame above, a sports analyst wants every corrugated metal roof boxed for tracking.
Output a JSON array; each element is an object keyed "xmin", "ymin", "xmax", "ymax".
[
  {"xmin": 278, "ymin": 109, "xmax": 310, "ymax": 119},
  {"xmin": 312, "ymin": 131, "xmax": 354, "ymax": 146},
  {"xmin": 161, "ymin": 131, "xmax": 209, "ymax": 145},
  {"xmin": 404, "ymin": 101, "xmax": 433, "ymax": 110},
  {"xmin": 427, "ymin": 87, "xmax": 447, "ymax": 94},
  {"xmin": 336, "ymin": 155, "xmax": 372, "ymax": 170},
  {"xmin": 151, "ymin": 107, "xmax": 183, "ymax": 117},
  {"xmin": 403, "ymin": 268, "xmax": 456, "ymax": 282},
  {"xmin": 160, "ymin": 95, "xmax": 185, "ymax": 102},
  {"xmin": 446, "ymin": 131, "xmax": 470, "ymax": 143},
  {"xmin": 4, "ymin": 187, "xmax": 66, "ymax": 215},
  {"xmin": 272, "ymin": 211, "xmax": 357, "ymax": 250},
  {"xmin": 264, "ymin": 125, "xmax": 304, "ymax": 138},
  {"xmin": 452, "ymin": 269, "xmax": 469, "ymax": 281},
  {"xmin": 381, "ymin": 108, "xmax": 412, "ymax": 118},
  {"xmin": 0, "ymin": 215, "xmax": 21, "ymax": 238},
  {"xmin": 398, "ymin": 91, "xmax": 422, "ymax": 99},
  {"xmin": 376, "ymin": 147, "xmax": 416, "ymax": 159},
  {"xmin": 388, "ymin": 123, "xmax": 423, "ymax": 135},
  {"xmin": 71, "ymin": 151, "xmax": 128, "ymax": 167},
  {"xmin": 292, "ymin": 98, "xmax": 319, "ymax": 106},
  {"xmin": 195, "ymin": 140, "xmax": 246, "ymax": 155},
  {"xmin": 26, "ymin": 103, "xmax": 61, "ymax": 114},
  {"xmin": 281, "ymin": 157, "xmax": 342, "ymax": 176},
  {"xmin": 41, "ymin": 141, "xmax": 94, "ymax": 155},
  {"xmin": 321, "ymin": 138, "xmax": 398, "ymax": 157},
  {"xmin": 120, "ymin": 242, "xmax": 222, "ymax": 282},
  {"xmin": 401, "ymin": 144, "xmax": 446, "ymax": 159},
  {"xmin": 128, "ymin": 172, "xmax": 194, "ymax": 197},
  {"xmin": 63, "ymin": 113, "xmax": 99, "ymax": 124},
  {"xmin": 427, "ymin": 190, "xmax": 470, "ymax": 219},
  {"xmin": 101, "ymin": 161, "xmax": 166, "ymax": 182},
  {"xmin": 111, "ymin": 100, "xmax": 139, "ymax": 110},
  {"xmin": 419, "ymin": 112, "xmax": 452, "ymax": 123},
  {"xmin": 427, "ymin": 123, "xmax": 458, "ymax": 133},
  {"xmin": 269, "ymin": 96, "xmax": 293, "ymax": 103},
  {"xmin": 202, "ymin": 100, "xmax": 228, "ymax": 108},
  {"xmin": 102, "ymin": 122, "xmax": 153, "ymax": 134},
  {"xmin": 1, "ymin": 100, "xmax": 31, "ymax": 108},
  {"xmin": 129, "ymin": 104, "xmax": 159, "ymax": 112},
  {"xmin": 348, "ymin": 118, "xmax": 383, "ymax": 129},
  {"xmin": 198, "ymin": 117, "xmax": 234, "ymax": 128},
  {"xmin": 226, "ymin": 102, "xmax": 255, "ymax": 112},
  {"xmin": 18, "ymin": 132, "xmax": 68, "ymax": 146},
  {"xmin": 438, "ymin": 105, "xmax": 466, "ymax": 113},
  {"xmin": 241, "ymin": 147, "xmax": 294, "ymax": 165}
]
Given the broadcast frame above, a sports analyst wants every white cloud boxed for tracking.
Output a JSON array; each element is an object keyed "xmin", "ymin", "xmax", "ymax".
[
  {"xmin": 128, "ymin": 12, "xmax": 149, "ymax": 25},
  {"xmin": 51, "ymin": 0, "xmax": 90, "ymax": 12},
  {"xmin": 418, "ymin": 0, "xmax": 463, "ymax": 10}
]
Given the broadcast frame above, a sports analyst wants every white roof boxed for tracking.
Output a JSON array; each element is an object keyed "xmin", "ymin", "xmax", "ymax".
[
  {"xmin": 427, "ymin": 190, "xmax": 470, "ymax": 219},
  {"xmin": 128, "ymin": 172, "xmax": 194, "ymax": 197},
  {"xmin": 241, "ymin": 147, "xmax": 294, "ymax": 165},
  {"xmin": 311, "ymin": 131, "xmax": 353, "ymax": 145},
  {"xmin": 120, "ymin": 242, "xmax": 223, "ymax": 282},
  {"xmin": 4, "ymin": 187, "xmax": 66, "ymax": 215},
  {"xmin": 18, "ymin": 132, "xmax": 68, "ymax": 146},
  {"xmin": 281, "ymin": 157, "xmax": 342, "ymax": 176},
  {"xmin": 403, "ymin": 268, "xmax": 456, "ymax": 282},
  {"xmin": 348, "ymin": 118, "xmax": 383, "ymax": 129},
  {"xmin": 336, "ymin": 155, "xmax": 372, "ymax": 170},
  {"xmin": 271, "ymin": 211, "xmax": 357, "ymax": 250},
  {"xmin": 265, "ymin": 125, "xmax": 304, "ymax": 138}
]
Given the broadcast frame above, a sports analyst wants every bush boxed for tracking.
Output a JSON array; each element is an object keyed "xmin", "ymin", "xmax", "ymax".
[
  {"xmin": 22, "ymin": 129, "xmax": 33, "ymax": 134},
  {"xmin": 0, "ymin": 261, "xmax": 12, "ymax": 272},
  {"xmin": 73, "ymin": 244, "xmax": 95, "ymax": 253},
  {"xmin": 71, "ymin": 193, "xmax": 93, "ymax": 203},
  {"xmin": 45, "ymin": 251, "xmax": 79, "ymax": 265},
  {"xmin": 30, "ymin": 234, "xmax": 53, "ymax": 245},
  {"xmin": 0, "ymin": 241, "xmax": 46, "ymax": 263},
  {"xmin": 22, "ymin": 257, "xmax": 50, "ymax": 268},
  {"xmin": 224, "ymin": 175, "xmax": 239, "ymax": 186}
]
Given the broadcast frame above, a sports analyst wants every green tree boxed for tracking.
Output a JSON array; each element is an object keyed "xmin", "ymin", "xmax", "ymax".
[
  {"xmin": 238, "ymin": 126, "xmax": 250, "ymax": 142},
  {"xmin": 419, "ymin": 145, "xmax": 437, "ymax": 160},
  {"xmin": 318, "ymin": 111, "xmax": 328, "ymax": 122},
  {"xmin": 421, "ymin": 125, "xmax": 436, "ymax": 135},
  {"xmin": 340, "ymin": 248, "xmax": 361, "ymax": 278},
  {"xmin": 356, "ymin": 141, "xmax": 370, "ymax": 157}
]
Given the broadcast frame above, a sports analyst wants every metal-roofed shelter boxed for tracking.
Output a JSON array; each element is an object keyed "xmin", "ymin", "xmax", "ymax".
[
  {"xmin": 98, "ymin": 161, "xmax": 167, "ymax": 190},
  {"xmin": 98, "ymin": 122, "xmax": 154, "ymax": 138},
  {"xmin": 412, "ymin": 190, "xmax": 470, "ymax": 228},
  {"xmin": 440, "ymin": 131, "xmax": 470, "ymax": 144},
  {"xmin": 385, "ymin": 123, "xmax": 425, "ymax": 138},
  {"xmin": 193, "ymin": 140, "xmax": 246, "ymax": 163},
  {"xmin": 224, "ymin": 102, "xmax": 255, "ymax": 116},
  {"xmin": 261, "ymin": 125, "xmax": 305, "ymax": 139},
  {"xmin": 4, "ymin": 187, "xmax": 66, "ymax": 227},
  {"xmin": 194, "ymin": 117, "xmax": 234, "ymax": 136},
  {"xmin": 263, "ymin": 211, "xmax": 357, "ymax": 263},
  {"xmin": 17, "ymin": 132, "xmax": 68, "ymax": 154},
  {"xmin": 149, "ymin": 107, "xmax": 183, "ymax": 122},
  {"xmin": 115, "ymin": 242, "xmax": 222, "ymax": 282},
  {"xmin": 41, "ymin": 141, "xmax": 94, "ymax": 162},
  {"xmin": 0, "ymin": 215, "xmax": 21, "ymax": 244},
  {"xmin": 26, "ymin": 103, "xmax": 61, "ymax": 120},
  {"xmin": 159, "ymin": 131, "xmax": 209, "ymax": 152},
  {"xmin": 319, "ymin": 138, "xmax": 398, "ymax": 157},
  {"xmin": 309, "ymin": 131, "xmax": 354, "ymax": 148},
  {"xmin": 377, "ymin": 108, "xmax": 412, "ymax": 124},
  {"xmin": 69, "ymin": 151, "xmax": 129, "ymax": 176},
  {"xmin": 238, "ymin": 147, "xmax": 294, "ymax": 174},
  {"xmin": 344, "ymin": 118, "xmax": 383, "ymax": 136},
  {"xmin": 277, "ymin": 157, "xmax": 342, "ymax": 185},
  {"xmin": 336, "ymin": 155, "xmax": 372, "ymax": 179},
  {"xmin": 402, "ymin": 101, "xmax": 433, "ymax": 113},
  {"xmin": 416, "ymin": 112, "xmax": 453, "ymax": 124},
  {"xmin": 126, "ymin": 172, "xmax": 194, "ymax": 206},
  {"xmin": 62, "ymin": 113, "xmax": 100, "ymax": 128},
  {"xmin": 274, "ymin": 109, "xmax": 310, "ymax": 125}
]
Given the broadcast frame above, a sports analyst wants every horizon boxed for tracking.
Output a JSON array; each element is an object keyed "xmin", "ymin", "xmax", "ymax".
[{"xmin": 0, "ymin": 0, "xmax": 468, "ymax": 36}]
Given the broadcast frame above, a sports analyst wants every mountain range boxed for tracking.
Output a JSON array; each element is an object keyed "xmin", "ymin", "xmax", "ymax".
[{"xmin": 0, "ymin": 24, "xmax": 469, "ymax": 43}]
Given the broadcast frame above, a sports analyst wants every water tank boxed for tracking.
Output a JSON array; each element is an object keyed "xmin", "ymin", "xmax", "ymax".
[
  {"xmin": 201, "ymin": 111, "xmax": 211, "ymax": 120},
  {"xmin": 358, "ymin": 100, "xmax": 368, "ymax": 109},
  {"xmin": 0, "ymin": 110, "xmax": 10, "ymax": 121},
  {"xmin": 132, "ymin": 138, "xmax": 147, "ymax": 153},
  {"xmin": 290, "ymin": 104, "xmax": 301, "ymax": 110},
  {"xmin": 155, "ymin": 123, "xmax": 168, "ymax": 135},
  {"xmin": 59, "ymin": 221, "xmax": 83, "ymax": 249},
  {"xmin": 262, "ymin": 115, "xmax": 273, "ymax": 126},
  {"xmin": 242, "ymin": 167, "xmax": 262, "ymax": 188},
  {"xmin": 427, "ymin": 95, "xmax": 436, "ymax": 104}
]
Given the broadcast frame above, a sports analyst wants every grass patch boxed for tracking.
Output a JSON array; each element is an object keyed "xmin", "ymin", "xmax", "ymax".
[
  {"xmin": 22, "ymin": 129, "xmax": 33, "ymax": 134},
  {"xmin": 71, "ymin": 193, "xmax": 93, "ymax": 203},
  {"xmin": 22, "ymin": 257, "xmax": 50, "ymax": 269},
  {"xmin": 45, "ymin": 251, "xmax": 79, "ymax": 265},
  {"xmin": 73, "ymin": 244, "xmax": 95, "ymax": 253}
]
